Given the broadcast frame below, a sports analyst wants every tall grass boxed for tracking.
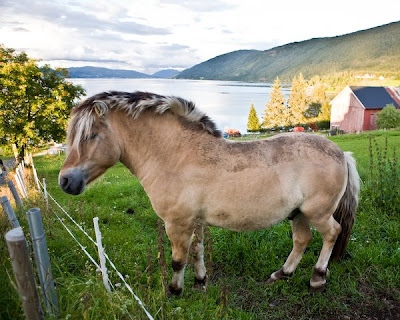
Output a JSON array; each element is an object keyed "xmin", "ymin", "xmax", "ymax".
[
  {"xmin": 0, "ymin": 131, "xmax": 399, "ymax": 319},
  {"xmin": 362, "ymin": 136, "xmax": 400, "ymax": 216}
]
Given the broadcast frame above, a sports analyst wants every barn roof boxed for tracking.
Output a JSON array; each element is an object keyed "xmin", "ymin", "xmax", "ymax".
[{"xmin": 349, "ymin": 86, "xmax": 400, "ymax": 109}]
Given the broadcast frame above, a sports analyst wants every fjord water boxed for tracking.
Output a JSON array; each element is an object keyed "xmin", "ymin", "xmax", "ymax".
[{"xmin": 70, "ymin": 78, "xmax": 290, "ymax": 134}]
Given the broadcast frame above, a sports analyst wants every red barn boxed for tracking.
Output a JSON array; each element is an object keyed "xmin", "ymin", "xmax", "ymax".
[{"xmin": 330, "ymin": 86, "xmax": 400, "ymax": 132}]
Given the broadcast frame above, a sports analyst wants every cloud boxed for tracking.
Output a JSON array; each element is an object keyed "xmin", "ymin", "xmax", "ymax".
[
  {"xmin": 0, "ymin": 0, "xmax": 170, "ymax": 36},
  {"xmin": 161, "ymin": 0, "xmax": 237, "ymax": 12},
  {"xmin": 12, "ymin": 27, "xmax": 29, "ymax": 32}
]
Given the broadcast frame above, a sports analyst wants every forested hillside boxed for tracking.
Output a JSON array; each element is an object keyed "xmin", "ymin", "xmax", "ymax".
[{"xmin": 176, "ymin": 21, "xmax": 400, "ymax": 82}]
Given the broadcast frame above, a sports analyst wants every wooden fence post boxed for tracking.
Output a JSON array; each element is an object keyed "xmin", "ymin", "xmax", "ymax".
[
  {"xmin": 5, "ymin": 227, "xmax": 44, "ymax": 320},
  {"xmin": 31, "ymin": 162, "xmax": 41, "ymax": 191},
  {"xmin": 7, "ymin": 180, "xmax": 24, "ymax": 207},
  {"xmin": 14, "ymin": 173, "xmax": 27, "ymax": 199},
  {"xmin": 93, "ymin": 217, "xmax": 111, "ymax": 292},
  {"xmin": 0, "ymin": 196, "xmax": 20, "ymax": 228},
  {"xmin": 16, "ymin": 168, "xmax": 28, "ymax": 197},
  {"xmin": 26, "ymin": 208, "xmax": 58, "ymax": 316},
  {"xmin": 42, "ymin": 179, "xmax": 48, "ymax": 209}
]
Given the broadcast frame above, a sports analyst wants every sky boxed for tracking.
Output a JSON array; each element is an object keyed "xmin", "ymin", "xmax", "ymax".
[{"xmin": 1, "ymin": 0, "xmax": 399, "ymax": 74}]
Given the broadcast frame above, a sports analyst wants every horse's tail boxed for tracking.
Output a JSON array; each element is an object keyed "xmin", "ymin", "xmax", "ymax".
[{"xmin": 331, "ymin": 152, "xmax": 360, "ymax": 261}]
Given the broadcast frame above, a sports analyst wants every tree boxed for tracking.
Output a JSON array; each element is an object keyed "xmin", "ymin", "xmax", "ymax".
[
  {"xmin": 0, "ymin": 45, "xmax": 85, "ymax": 157},
  {"xmin": 263, "ymin": 77, "xmax": 287, "ymax": 129},
  {"xmin": 288, "ymin": 73, "xmax": 307, "ymax": 126},
  {"xmin": 377, "ymin": 104, "xmax": 400, "ymax": 129},
  {"xmin": 247, "ymin": 103, "xmax": 261, "ymax": 132}
]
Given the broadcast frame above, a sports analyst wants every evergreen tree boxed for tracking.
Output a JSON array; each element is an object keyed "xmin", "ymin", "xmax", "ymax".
[
  {"xmin": 318, "ymin": 101, "xmax": 331, "ymax": 122},
  {"xmin": 0, "ymin": 45, "xmax": 85, "ymax": 157},
  {"xmin": 263, "ymin": 77, "xmax": 287, "ymax": 129},
  {"xmin": 288, "ymin": 73, "xmax": 307, "ymax": 126},
  {"xmin": 304, "ymin": 76, "xmax": 325, "ymax": 118},
  {"xmin": 247, "ymin": 103, "xmax": 261, "ymax": 132}
]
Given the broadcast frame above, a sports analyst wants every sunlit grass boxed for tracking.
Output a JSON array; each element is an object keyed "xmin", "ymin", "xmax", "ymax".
[{"xmin": 1, "ymin": 130, "xmax": 399, "ymax": 319}]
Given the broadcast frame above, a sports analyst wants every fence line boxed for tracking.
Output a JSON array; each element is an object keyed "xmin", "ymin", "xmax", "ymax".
[{"xmin": 35, "ymin": 171, "xmax": 154, "ymax": 320}]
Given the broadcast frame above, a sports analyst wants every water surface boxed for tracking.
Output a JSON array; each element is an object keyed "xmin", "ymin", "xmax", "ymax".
[{"xmin": 70, "ymin": 78, "xmax": 290, "ymax": 134}]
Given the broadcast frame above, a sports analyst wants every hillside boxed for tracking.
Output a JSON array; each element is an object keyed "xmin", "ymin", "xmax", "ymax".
[
  {"xmin": 176, "ymin": 21, "xmax": 400, "ymax": 82},
  {"xmin": 67, "ymin": 67, "xmax": 181, "ymax": 79},
  {"xmin": 152, "ymin": 69, "xmax": 180, "ymax": 78},
  {"xmin": 67, "ymin": 66, "xmax": 151, "ymax": 78}
]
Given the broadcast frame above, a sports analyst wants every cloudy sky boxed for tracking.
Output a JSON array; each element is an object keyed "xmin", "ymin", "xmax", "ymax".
[{"xmin": 1, "ymin": 0, "xmax": 399, "ymax": 74}]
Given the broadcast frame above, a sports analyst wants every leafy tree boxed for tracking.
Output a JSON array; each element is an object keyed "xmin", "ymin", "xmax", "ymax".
[
  {"xmin": 263, "ymin": 77, "xmax": 287, "ymax": 129},
  {"xmin": 288, "ymin": 73, "xmax": 307, "ymax": 125},
  {"xmin": 377, "ymin": 104, "xmax": 400, "ymax": 129},
  {"xmin": 247, "ymin": 103, "xmax": 261, "ymax": 132},
  {"xmin": 0, "ymin": 45, "xmax": 85, "ymax": 157}
]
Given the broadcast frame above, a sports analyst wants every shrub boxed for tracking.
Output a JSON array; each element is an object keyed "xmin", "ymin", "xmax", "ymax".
[{"xmin": 377, "ymin": 104, "xmax": 400, "ymax": 129}]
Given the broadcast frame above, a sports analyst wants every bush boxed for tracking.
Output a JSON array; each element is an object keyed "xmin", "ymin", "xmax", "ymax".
[
  {"xmin": 377, "ymin": 104, "xmax": 400, "ymax": 129},
  {"xmin": 317, "ymin": 120, "xmax": 330, "ymax": 130}
]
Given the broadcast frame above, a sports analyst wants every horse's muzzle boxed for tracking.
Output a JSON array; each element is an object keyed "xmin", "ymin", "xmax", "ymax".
[{"xmin": 59, "ymin": 168, "xmax": 86, "ymax": 195}]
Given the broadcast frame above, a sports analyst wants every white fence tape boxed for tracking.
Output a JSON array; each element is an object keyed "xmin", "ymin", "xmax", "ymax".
[{"xmin": 36, "ymin": 175, "xmax": 154, "ymax": 320}]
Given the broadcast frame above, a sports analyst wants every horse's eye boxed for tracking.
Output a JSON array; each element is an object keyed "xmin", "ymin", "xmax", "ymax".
[{"xmin": 88, "ymin": 133, "xmax": 98, "ymax": 140}]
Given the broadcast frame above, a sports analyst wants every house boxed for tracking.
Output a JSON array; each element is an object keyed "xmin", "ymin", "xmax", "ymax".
[{"xmin": 330, "ymin": 86, "xmax": 400, "ymax": 132}]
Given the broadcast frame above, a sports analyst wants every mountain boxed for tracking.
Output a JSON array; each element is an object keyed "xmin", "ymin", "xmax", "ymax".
[
  {"xmin": 152, "ymin": 69, "xmax": 180, "ymax": 78},
  {"xmin": 176, "ymin": 21, "xmax": 400, "ymax": 82},
  {"xmin": 67, "ymin": 66, "xmax": 151, "ymax": 78},
  {"xmin": 67, "ymin": 66, "xmax": 182, "ymax": 79}
]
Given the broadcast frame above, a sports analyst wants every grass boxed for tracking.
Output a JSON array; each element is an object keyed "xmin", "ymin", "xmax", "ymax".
[{"xmin": 0, "ymin": 130, "xmax": 399, "ymax": 319}]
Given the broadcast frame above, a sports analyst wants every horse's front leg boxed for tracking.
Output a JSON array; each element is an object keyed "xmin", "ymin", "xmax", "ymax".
[
  {"xmin": 165, "ymin": 221, "xmax": 194, "ymax": 296},
  {"xmin": 193, "ymin": 222, "xmax": 207, "ymax": 290}
]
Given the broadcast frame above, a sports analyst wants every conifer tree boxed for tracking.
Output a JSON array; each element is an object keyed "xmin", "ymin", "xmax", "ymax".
[
  {"xmin": 263, "ymin": 77, "xmax": 287, "ymax": 129},
  {"xmin": 288, "ymin": 73, "xmax": 307, "ymax": 126},
  {"xmin": 305, "ymin": 76, "xmax": 329, "ymax": 119},
  {"xmin": 247, "ymin": 103, "xmax": 261, "ymax": 132}
]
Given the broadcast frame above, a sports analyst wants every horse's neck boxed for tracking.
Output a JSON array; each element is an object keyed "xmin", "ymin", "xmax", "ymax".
[{"xmin": 111, "ymin": 110, "xmax": 214, "ymax": 180}]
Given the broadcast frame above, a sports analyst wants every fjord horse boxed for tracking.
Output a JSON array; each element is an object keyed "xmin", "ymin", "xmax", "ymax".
[{"xmin": 59, "ymin": 91, "xmax": 360, "ymax": 294}]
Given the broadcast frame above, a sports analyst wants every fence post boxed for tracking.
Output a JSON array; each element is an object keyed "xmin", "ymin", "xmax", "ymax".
[
  {"xmin": 31, "ymin": 161, "xmax": 41, "ymax": 191},
  {"xmin": 42, "ymin": 179, "xmax": 48, "ymax": 209},
  {"xmin": 1, "ymin": 196, "xmax": 20, "ymax": 228},
  {"xmin": 93, "ymin": 217, "xmax": 111, "ymax": 292},
  {"xmin": 12, "ymin": 144, "xmax": 18, "ymax": 161},
  {"xmin": 14, "ymin": 172, "xmax": 28, "ymax": 199},
  {"xmin": 5, "ymin": 227, "xmax": 44, "ymax": 320},
  {"xmin": 27, "ymin": 208, "xmax": 58, "ymax": 316},
  {"xmin": 16, "ymin": 167, "xmax": 28, "ymax": 197},
  {"xmin": 7, "ymin": 180, "xmax": 24, "ymax": 207}
]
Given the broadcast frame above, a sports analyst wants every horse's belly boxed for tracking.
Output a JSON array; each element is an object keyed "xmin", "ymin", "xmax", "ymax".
[
  {"xmin": 204, "ymin": 204, "xmax": 292, "ymax": 232},
  {"xmin": 199, "ymin": 169, "xmax": 302, "ymax": 231}
]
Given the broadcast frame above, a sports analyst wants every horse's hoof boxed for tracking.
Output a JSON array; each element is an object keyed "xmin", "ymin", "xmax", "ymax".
[
  {"xmin": 309, "ymin": 284, "xmax": 326, "ymax": 293},
  {"xmin": 167, "ymin": 284, "xmax": 183, "ymax": 297},
  {"xmin": 193, "ymin": 277, "xmax": 207, "ymax": 291},
  {"xmin": 266, "ymin": 268, "xmax": 292, "ymax": 285}
]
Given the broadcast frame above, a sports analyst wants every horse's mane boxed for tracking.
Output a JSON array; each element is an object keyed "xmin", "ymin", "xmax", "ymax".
[{"xmin": 68, "ymin": 91, "xmax": 222, "ymax": 149}]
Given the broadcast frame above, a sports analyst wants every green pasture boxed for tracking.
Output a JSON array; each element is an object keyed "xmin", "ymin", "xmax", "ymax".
[{"xmin": 0, "ymin": 131, "xmax": 399, "ymax": 319}]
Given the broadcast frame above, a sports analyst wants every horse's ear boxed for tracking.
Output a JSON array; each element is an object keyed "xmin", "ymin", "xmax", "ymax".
[{"xmin": 94, "ymin": 101, "xmax": 108, "ymax": 118}]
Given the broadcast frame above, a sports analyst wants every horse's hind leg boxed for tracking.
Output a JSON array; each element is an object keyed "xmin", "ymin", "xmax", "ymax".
[
  {"xmin": 165, "ymin": 222, "xmax": 194, "ymax": 296},
  {"xmin": 267, "ymin": 213, "xmax": 312, "ymax": 284},
  {"xmin": 309, "ymin": 215, "xmax": 341, "ymax": 292},
  {"xmin": 192, "ymin": 222, "xmax": 207, "ymax": 290}
]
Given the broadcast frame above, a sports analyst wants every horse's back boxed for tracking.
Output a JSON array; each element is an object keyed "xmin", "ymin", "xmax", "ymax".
[{"xmin": 220, "ymin": 132, "xmax": 345, "ymax": 170}]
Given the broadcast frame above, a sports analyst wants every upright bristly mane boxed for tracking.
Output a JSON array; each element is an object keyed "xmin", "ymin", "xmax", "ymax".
[{"xmin": 68, "ymin": 91, "xmax": 222, "ymax": 149}]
